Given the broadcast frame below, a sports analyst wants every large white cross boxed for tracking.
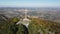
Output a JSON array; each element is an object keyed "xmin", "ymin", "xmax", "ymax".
[{"xmin": 16, "ymin": 9, "xmax": 30, "ymax": 28}]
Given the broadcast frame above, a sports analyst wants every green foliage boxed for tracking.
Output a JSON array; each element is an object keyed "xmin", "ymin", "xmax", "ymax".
[
  {"xmin": 0, "ymin": 17, "xmax": 19, "ymax": 34},
  {"xmin": 17, "ymin": 24, "xmax": 28, "ymax": 34},
  {"xmin": 28, "ymin": 18, "xmax": 60, "ymax": 34},
  {"xmin": 28, "ymin": 18, "xmax": 46, "ymax": 34},
  {"xmin": 0, "ymin": 17, "xmax": 60, "ymax": 34}
]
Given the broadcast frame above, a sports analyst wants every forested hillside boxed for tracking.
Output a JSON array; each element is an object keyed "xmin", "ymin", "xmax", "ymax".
[
  {"xmin": 0, "ymin": 15, "xmax": 60, "ymax": 34},
  {"xmin": 28, "ymin": 18, "xmax": 60, "ymax": 34}
]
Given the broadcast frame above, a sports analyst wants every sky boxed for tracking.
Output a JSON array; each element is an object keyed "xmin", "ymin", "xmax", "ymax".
[{"xmin": 0, "ymin": 0, "xmax": 60, "ymax": 7}]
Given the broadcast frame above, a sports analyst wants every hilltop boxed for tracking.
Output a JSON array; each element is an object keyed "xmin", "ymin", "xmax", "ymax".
[
  {"xmin": 0, "ymin": 15, "xmax": 60, "ymax": 34},
  {"xmin": 28, "ymin": 18, "xmax": 60, "ymax": 34}
]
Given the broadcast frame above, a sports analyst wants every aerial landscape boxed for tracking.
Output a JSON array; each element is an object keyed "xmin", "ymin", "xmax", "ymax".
[{"xmin": 0, "ymin": 0, "xmax": 60, "ymax": 34}]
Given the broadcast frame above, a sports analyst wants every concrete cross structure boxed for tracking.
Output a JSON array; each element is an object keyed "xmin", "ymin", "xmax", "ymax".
[
  {"xmin": 21, "ymin": 9, "xmax": 30, "ymax": 27},
  {"xmin": 16, "ymin": 9, "xmax": 30, "ymax": 28}
]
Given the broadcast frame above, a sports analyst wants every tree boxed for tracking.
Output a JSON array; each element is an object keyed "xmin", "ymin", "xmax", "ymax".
[{"xmin": 17, "ymin": 24, "xmax": 28, "ymax": 34}]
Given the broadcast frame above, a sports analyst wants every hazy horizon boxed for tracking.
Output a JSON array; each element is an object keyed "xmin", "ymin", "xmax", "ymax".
[{"xmin": 0, "ymin": 0, "xmax": 60, "ymax": 7}]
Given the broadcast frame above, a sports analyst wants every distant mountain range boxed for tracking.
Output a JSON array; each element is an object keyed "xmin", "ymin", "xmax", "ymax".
[{"xmin": 0, "ymin": 7, "xmax": 60, "ymax": 22}]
